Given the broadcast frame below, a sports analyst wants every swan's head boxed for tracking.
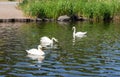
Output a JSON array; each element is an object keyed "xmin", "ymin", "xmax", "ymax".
[
  {"xmin": 72, "ymin": 26, "xmax": 75, "ymax": 30},
  {"xmin": 38, "ymin": 45, "xmax": 42, "ymax": 49}
]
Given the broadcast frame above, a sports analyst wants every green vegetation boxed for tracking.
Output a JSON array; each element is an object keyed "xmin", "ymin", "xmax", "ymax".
[{"xmin": 20, "ymin": 0, "xmax": 120, "ymax": 21}]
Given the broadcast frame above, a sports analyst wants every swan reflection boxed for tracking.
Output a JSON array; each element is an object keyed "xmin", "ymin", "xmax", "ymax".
[
  {"xmin": 27, "ymin": 54, "xmax": 45, "ymax": 70},
  {"xmin": 27, "ymin": 54, "xmax": 45, "ymax": 63}
]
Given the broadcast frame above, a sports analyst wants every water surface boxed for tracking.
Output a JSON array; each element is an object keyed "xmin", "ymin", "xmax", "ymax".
[{"xmin": 0, "ymin": 22, "xmax": 120, "ymax": 77}]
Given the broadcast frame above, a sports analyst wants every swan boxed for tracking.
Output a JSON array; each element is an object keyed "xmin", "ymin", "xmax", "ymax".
[
  {"xmin": 40, "ymin": 36, "xmax": 58, "ymax": 48},
  {"xmin": 26, "ymin": 45, "xmax": 45, "ymax": 55},
  {"xmin": 72, "ymin": 26, "xmax": 87, "ymax": 38}
]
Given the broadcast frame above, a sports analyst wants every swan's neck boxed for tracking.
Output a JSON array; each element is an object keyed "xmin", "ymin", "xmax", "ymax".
[
  {"xmin": 50, "ymin": 38, "xmax": 54, "ymax": 47},
  {"xmin": 38, "ymin": 46, "xmax": 42, "ymax": 51},
  {"xmin": 73, "ymin": 27, "xmax": 76, "ymax": 34},
  {"xmin": 51, "ymin": 38, "xmax": 57, "ymax": 42},
  {"xmin": 38, "ymin": 48, "xmax": 41, "ymax": 51},
  {"xmin": 51, "ymin": 38, "xmax": 54, "ymax": 41},
  {"xmin": 73, "ymin": 27, "xmax": 76, "ymax": 38},
  {"xmin": 50, "ymin": 43, "xmax": 53, "ymax": 48}
]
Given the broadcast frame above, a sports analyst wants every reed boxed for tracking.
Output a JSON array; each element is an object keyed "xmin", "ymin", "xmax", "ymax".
[{"xmin": 20, "ymin": 0, "xmax": 120, "ymax": 21}]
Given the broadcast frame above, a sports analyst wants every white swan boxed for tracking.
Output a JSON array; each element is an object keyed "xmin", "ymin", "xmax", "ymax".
[
  {"xmin": 40, "ymin": 36, "xmax": 58, "ymax": 48},
  {"xmin": 72, "ymin": 26, "xmax": 87, "ymax": 38},
  {"xmin": 26, "ymin": 45, "xmax": 45, "ymax": 55}
]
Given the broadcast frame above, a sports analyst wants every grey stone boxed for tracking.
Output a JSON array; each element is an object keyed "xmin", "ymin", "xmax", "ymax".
[{"xmin": 57, "ymin": 15, "xmax": 70, "ymax": 21}]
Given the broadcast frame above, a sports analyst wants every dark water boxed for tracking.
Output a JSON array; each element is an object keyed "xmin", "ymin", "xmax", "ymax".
[{"xmin": 0, "ymin": 22, "xmax": 120, "ymax": 77}]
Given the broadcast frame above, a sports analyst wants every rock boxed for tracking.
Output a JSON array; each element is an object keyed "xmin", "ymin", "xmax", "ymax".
[
  {"xmin": 70, "ymin": 15, "xmax": 79, "ymax": 21},
  {"xmin": 36, "ymin": 18, "xmax": 42, "ymax": 22},
  {"xmin": 70, "ymin": 15, "xmax": 87, "ymax": 21},
  {"xmin": 77, "ymin": 16, "xmax": 87, "ymax": 21},
  {"xmin": 57, "ymin": 15, "xmax": 70, "ymax": 21},
  {"xmin": 42, "ymin": 18, "xmax": 52, "ymax": 21}
]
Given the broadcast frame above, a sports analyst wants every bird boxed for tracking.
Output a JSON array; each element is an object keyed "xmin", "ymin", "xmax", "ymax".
[
  {"xmin": 40, "ymin": 36, "xmax": 58, "ymax": 48},
  {"xmin": 26, "ymin": 45, "xmax": 45, "ymax": 56},
  {"xmin": 72, "ymin": 26, "xmax": 87, "ymax": 38}
]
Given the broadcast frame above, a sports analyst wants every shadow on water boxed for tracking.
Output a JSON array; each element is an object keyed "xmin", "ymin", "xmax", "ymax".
[{"xmin": 0, "ymin": 22, "xmax": 120, "ymax": 76}]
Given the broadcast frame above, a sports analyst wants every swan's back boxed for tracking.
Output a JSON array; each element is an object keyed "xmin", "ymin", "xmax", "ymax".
[
  {"xmin": 76, "ymin": 31, "xmax": 87, "ymax": 35},
  {"xmin": 75, "ymin": 32, "xmax": 87, "ymax": 37},
  {"xmin": 40, "ymin": 36, "xmax": 52, "ymax": 44}
]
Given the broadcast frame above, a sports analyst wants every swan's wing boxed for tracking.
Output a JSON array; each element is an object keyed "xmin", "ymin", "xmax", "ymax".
[
  {"xmin": 40, "ymin": 37, "xmax": 53, "ymax": 47},
  {"xmin": 40, "ymin": 40, "xmax": 52, "ymax": 47},
  {"xmin": 26, "ymin": 49, "xmax": 38, "ymax": 54},
  {"xmin": 40, "ymin": 36, "xmax": 50, "ymax": 40},
  {"xmin": 40, "ymin": 36, "xmax": 52, "ymax": 43}
]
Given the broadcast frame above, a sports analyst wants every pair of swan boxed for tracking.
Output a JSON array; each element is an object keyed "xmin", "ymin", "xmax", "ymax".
[{"xmin": 26, "ymin": 36, "xmax": 58, "ymax": 55}]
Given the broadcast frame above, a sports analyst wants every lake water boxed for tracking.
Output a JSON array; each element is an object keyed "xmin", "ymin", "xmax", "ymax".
[{"xmin": 0, "ymin": 22, "xmax": 120, "ymax": 77}]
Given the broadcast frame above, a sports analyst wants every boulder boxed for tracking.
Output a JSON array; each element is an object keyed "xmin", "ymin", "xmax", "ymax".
[
  {"xmin": 57, "ymin": 15, "xmax": 70, "ymax": 21},
  {"xmin": 70, "ymin": 15, "xmax": 87, "ymax": 21}
]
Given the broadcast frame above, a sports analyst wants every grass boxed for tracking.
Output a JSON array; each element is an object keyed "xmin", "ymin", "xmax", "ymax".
[{"xmin": 19, "ymin": 0, "xmax": 120, "ymax": 21}]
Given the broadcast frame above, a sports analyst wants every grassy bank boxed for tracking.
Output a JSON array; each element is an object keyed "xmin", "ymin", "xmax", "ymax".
[{"xmin": 20, "ymin": 0, "xmax": 120, "ymax": 21}]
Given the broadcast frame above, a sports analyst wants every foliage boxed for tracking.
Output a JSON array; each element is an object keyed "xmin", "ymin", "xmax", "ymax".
[{"xmin": 20, "ymin": 0, "xmax": 120, "ymax": 21}]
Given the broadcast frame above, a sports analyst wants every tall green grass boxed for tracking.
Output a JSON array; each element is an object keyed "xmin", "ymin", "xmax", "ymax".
[{"xmin": 20, "ymin": 0, "xmax": 120, "ymax": 21}]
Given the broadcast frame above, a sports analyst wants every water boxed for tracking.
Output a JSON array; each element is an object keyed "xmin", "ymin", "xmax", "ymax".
[{"xmin": 0, "ymin": 22, "xmax": 120, "ymax": 77}]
